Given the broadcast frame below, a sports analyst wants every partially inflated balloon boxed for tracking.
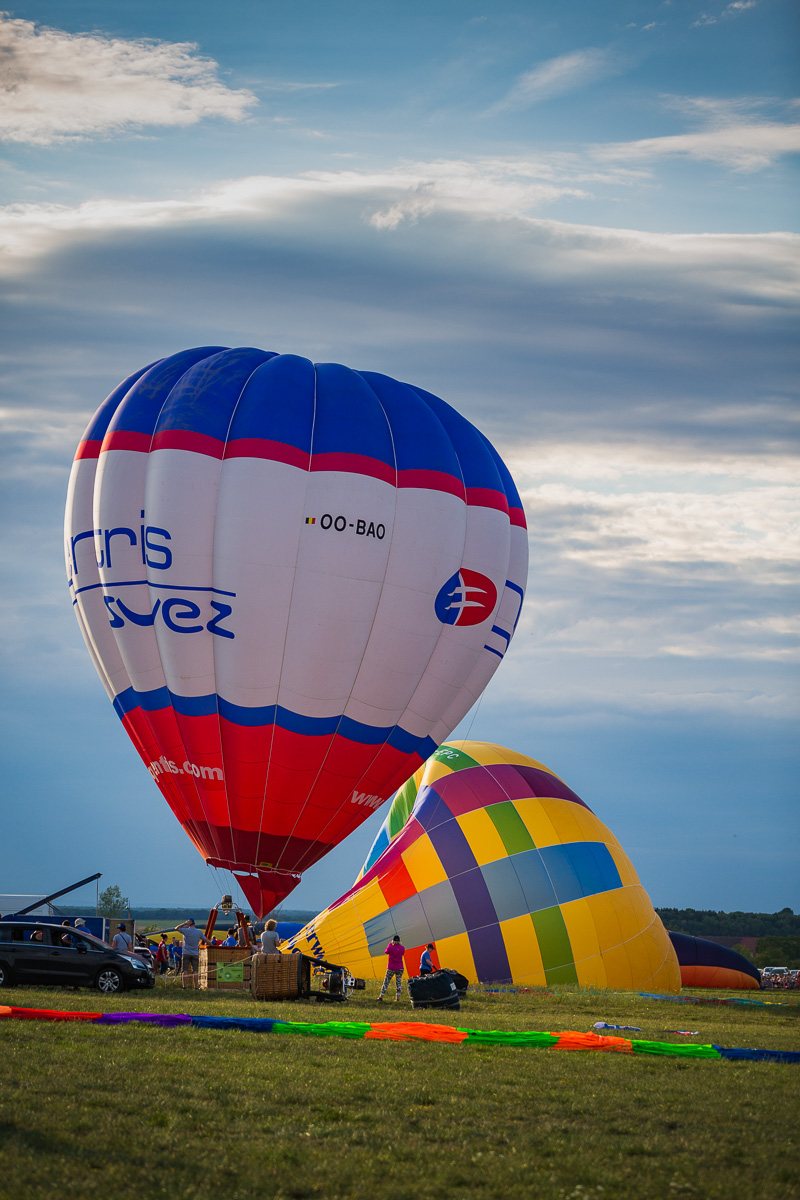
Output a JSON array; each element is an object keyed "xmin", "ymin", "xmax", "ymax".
[
  {"xmin": 65, "ymin": 350, "xmax": 527, "ymax": 915},
  {"xmin": 283, "ymin": 741, "xmax": 680, "ymax": 992},
  {"xmin": 668, "ymin": 932, "xmax": 760, "ymax": 990}
]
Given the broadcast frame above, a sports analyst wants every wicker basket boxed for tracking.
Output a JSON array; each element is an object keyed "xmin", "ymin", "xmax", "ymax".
[
  {"xmin": 251, "ymin": 952, "xmax": 310, "ymax": 1001},
  {"xmin": 199, "ymin": 945, "xmax": 252, "ymax": 991}
]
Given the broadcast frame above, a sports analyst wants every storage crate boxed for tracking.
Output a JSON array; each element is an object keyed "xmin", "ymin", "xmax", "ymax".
[
  {"xmin": 251, "ymin": 952, "xmax": 310, "ymax": 1001},
  {"xmin": 199, "ymin": 945, "xmax": 252, "ymax": 991}
]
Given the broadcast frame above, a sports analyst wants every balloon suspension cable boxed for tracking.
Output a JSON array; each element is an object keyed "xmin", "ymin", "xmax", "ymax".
[
  {"xmin": 461, "ymin": 692, "xmax": 485, "ymax": 746},
  {"xmin": 207, "ymin": 862, "xmax": 249, "ymax": 921}
]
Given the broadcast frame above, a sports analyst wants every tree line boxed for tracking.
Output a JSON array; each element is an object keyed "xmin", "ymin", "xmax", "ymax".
[{"xmin": 655, "ymin": 907, "xmax": 797, "ymax": 938}]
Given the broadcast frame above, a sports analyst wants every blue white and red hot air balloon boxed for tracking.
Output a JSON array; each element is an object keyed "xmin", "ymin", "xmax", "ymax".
[{"xmin": 65, "ymin": 347, "xmax": 527, "ymax": 915}]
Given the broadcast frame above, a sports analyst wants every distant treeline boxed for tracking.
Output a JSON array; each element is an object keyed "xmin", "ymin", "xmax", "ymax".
[
  {"xmin": 65, "ymin": 906, "xmax": 317, "ymax": 924},
  {"xmin": 752, "ymin": 937, "xmax": 800, "ymax": 969},
  {"xmin": 655, "ymin": 907, "xmax": 798, "ymax": 938}
]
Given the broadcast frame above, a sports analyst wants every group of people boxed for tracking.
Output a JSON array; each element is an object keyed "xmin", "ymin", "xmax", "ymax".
[
  {"xmin": 39, "ymin": 914, "xmax": 437, "ymax": 1001},
  {"xmin": 152, "ymin": 917, "xmax": 283, "ymax": 990},
  {"xmin": 761, "ymin": 968, "xmax": 799, "ymax": 989},
  {"xmin": 156, "ymin": 923, "xmax": 431, "ymax": 1000}
]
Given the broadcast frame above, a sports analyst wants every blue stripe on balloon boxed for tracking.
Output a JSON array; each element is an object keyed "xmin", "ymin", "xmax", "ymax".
[
  {"xmin": 114, "ymin": 686, "xmax": 435, "ymax": 755},
  {"xmin": 170, "ymin": 693, "xmax": 220, "ymax": 717},
  {"xmin": 113, "ymin": 685, "xmax": 170, "ymax": 718},
  {"xmin": 226, "ymin": 354, "xmax": 315, "ymax": 453},
  {"xmin": 71, "ymin": 580, "xmax": 237, "ymax": 597}
]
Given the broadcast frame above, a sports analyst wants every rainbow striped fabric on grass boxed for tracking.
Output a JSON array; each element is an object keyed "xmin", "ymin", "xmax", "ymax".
[{"xmin": 1, "ymin": 1007, "xmax": 797, "ymax": 1062}]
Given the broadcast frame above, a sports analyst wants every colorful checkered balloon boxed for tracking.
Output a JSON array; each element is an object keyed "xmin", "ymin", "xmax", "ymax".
[{"xmin": 283, "ymin": 741, "xmax": 681, "ymax": 991}]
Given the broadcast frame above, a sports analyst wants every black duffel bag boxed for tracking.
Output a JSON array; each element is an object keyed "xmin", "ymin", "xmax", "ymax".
[
  {"xmin": 407, "ymin": 971, "xmax": 460, "ymax": 1010},
  {"xmin": 438, "ymin": 968, "xmax": 469, "ymax": 998}
]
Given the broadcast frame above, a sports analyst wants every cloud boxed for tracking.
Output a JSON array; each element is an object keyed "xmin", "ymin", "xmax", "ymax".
[
  {"xmin": 485, "ymin": 48, "xmax": 618, "ymax": 114},
  {"xmin": 0, "ymin": 164, "xmax": 795, "ymax": 499},
  {"xmin": 0, "ymin": 13, "xmax": 256, "ymax": 145},
  {"xmin": 692, "ymin": 0, "xmax": 757, "ymax": 25},
  {"xmin": 593, "ymin": 94, "xmax": 800, "ymax": 171},
  {"xmin": 1, "ymin": 159, "xmax": 796, "ymax": 281},
  {"xmin": 0, "ymin": 160, "xmax": 594, "ymax": 261},
  {"xmin": 598, "ymin": 123, "xmax": 800, "ymax": 172}
]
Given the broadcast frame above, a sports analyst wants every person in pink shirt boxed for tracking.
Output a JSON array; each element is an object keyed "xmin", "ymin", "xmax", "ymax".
[{"xmin": 378, "ymin": 935, "xmax": 405, "ymax": 1001}]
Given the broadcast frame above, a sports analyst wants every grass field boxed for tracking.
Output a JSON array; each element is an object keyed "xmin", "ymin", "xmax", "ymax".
[{"xmin": 1, "ymin": 978, "xmax": 798, "ymax": 1200}]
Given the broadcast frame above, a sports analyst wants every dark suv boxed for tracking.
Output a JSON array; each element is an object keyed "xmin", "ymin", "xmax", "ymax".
[{"xmin": 0, "ymin": 920, "xmax": 155, "ymax": 994}]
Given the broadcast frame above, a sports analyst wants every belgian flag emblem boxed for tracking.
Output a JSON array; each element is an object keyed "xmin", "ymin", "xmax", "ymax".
[{"xmin": 305, "ymin": 517, "xmax": 315, "ymax": 525}]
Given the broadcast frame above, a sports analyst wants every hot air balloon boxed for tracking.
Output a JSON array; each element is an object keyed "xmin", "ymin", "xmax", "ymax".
[
  {"xmin": 668, "ymin": 932, "xmax": 761, "ymax": 990},
  {"xmin": 283, "ymin": 741, "xmax": 681, "ymax": 992},
  {"xmin": 65, "ymin": 349, "xmax": 527, "ymax": 916}
]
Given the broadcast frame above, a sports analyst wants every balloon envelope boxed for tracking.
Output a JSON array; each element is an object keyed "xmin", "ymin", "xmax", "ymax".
[
  {"xmin": 668, "ymin": 932, "xmax": 761, "ymax": 990},
  {"xmin": 65, "ymin": 349, "xmax": 527, "ymax": 915},
  {"xmin": 283, "ymin": 741, "xmax": 681, "ymax": 992}
]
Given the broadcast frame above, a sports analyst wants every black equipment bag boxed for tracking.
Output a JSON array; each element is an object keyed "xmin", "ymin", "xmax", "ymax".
[
  {"xmin": 438, "ymin": 968, "xmax": 469, "ymax": 998},
  {"xmin": 407, "ymin": 970, "xmax": 460, "ymax": 1010}
]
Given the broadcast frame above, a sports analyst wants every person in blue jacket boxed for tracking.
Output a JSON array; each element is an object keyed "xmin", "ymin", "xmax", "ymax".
[{"xmin": 419, "ymin": 944, "xmax": 435, "ymax": 975}]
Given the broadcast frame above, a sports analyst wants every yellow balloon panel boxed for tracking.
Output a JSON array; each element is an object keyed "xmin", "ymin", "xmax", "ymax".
[{"xmin": 285, "ymin": 741, "xmax": 680, "ymax": 993}]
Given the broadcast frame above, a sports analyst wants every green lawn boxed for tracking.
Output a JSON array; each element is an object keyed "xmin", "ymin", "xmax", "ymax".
[{"xmin": 1, "ymin": 979, "xmax": 798, "ymax": 1200}]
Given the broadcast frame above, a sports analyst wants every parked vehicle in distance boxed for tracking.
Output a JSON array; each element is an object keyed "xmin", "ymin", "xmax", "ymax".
[
  {"xmin": 0, "ymin": 920, "xmax": 155, "ymax": 993},
  {"xmin": 133, "ymin": 938, "xmax": 154, "ymax": 967}
]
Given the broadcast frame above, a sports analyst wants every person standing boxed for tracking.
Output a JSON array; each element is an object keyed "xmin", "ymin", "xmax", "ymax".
[
  {"xmin": 176, "ymin": 918, "xmax": 204, "ymax": 990},
  {"xmin": 111, "ymin": 923, "xmax": 133, "ymax": 954},
  {"xmin": 419, "ymin": 943, "xmax": 436, "ymax": 975},
  {"xmin": 260, "ymin": 919, "xmax": 281, "ymax": 954},
  {"xmin": 155, "ymin": 934, "xmax": 170, "ymax": 976},
  {"xmin": 378, "ymin": 935, "xmax": 405, "ymax": 1002}
]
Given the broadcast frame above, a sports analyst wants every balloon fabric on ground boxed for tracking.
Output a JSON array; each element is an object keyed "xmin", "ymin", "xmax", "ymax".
[
  {"xmin": 283, "ymin": 741, "xmax": 681, "ymax": 993},
  {"xmin": 64, "ymin": 349, "xmax": 527, "ymax": 916},
  {"xmin": 2, "ymin": 1005, "xmax": 798, "ymax": 1062}
]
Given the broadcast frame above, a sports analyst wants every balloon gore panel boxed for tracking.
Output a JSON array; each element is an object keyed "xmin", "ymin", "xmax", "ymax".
[{"xmin": 65, "ymin": 351, "xmax": 528, "ymax": 916}]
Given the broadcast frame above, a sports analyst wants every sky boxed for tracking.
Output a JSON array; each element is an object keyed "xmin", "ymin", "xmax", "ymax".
[{"xmin": 0, "ymin": 0, "xmax": 797, "ymax": 918}]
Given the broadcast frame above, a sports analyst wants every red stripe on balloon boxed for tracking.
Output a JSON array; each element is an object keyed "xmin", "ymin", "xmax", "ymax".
[
  {"xmin": 397, "ymin": 468, "xmax": 466, "ymax": 499},
  {"xmin": 74, "ymin": 439, "xmax": 102, "ymax": 461},
  {"xmin": 466, "ymin": 486, "xmax": 509, "ymax": 513},
  {"xmin": 101, "ymin": 430, "xmax": 152, "ymax": 454},
  {"xmin": 310, "ymin": 452, "xmax": 396, "ymax": 485},
  {"xmin": 509, "ymin": 505, "xmax": 527, "ymax": 529},
  {"xmin": 150, "ymin": 430, "xmax": 226, "ymax": 458},
  {"xmin": 224, "ymin": 438, "xmax": 311, "ymax": 469}
]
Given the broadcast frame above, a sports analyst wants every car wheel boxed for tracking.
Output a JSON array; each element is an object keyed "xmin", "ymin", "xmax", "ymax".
[
  {"xmin": 0, "ymin": 962, "xmax": 12, "ymax": 987},
  {"xmin": 96, "ymin": 967, "xmax": 124, "ymax": 994}
]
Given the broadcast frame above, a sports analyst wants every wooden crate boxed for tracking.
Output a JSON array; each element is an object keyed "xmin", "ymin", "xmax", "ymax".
[
  {"xmin": 199, "ymin": 945, "xmax": 252, "ymax": 991},
  {"xmin": 251, "ymin": 952, "xmax": 310, "ymax": 1001}
]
